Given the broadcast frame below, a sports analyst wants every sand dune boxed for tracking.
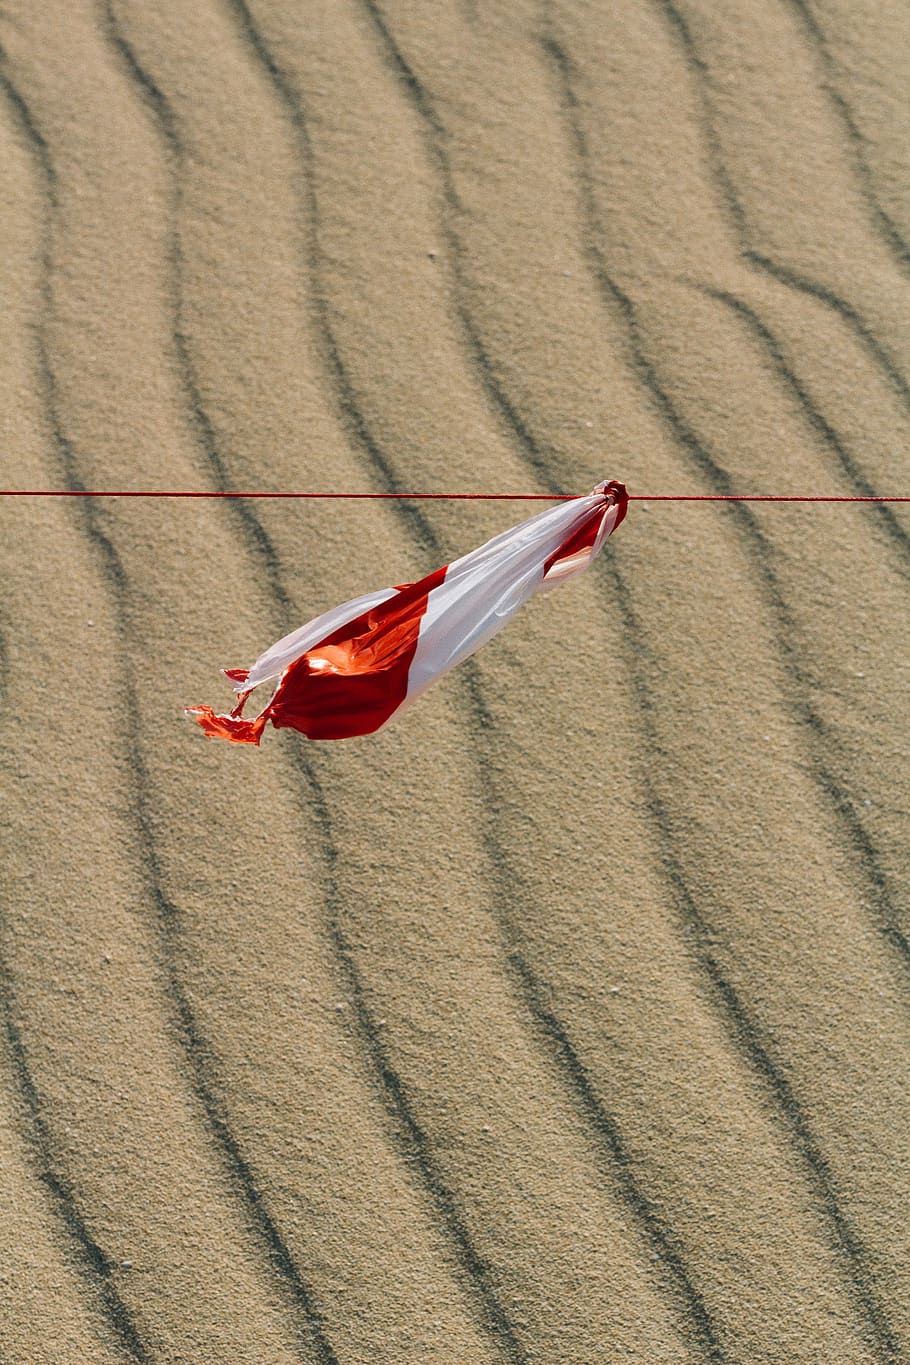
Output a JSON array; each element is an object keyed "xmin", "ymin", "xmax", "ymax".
[{"xmin": 0, "ymin": 1, "xmax": 907, "ymax": 1361}]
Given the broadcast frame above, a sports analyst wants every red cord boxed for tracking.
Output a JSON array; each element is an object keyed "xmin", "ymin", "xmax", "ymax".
[{"xmin": 0, "ymin": 490, "xmax": 907, "ymax": 502}]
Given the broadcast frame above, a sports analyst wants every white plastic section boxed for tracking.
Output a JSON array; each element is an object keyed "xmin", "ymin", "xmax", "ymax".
[{"xmin": 406, "ymin": 490, "xmax": 615, "ymax": 700}]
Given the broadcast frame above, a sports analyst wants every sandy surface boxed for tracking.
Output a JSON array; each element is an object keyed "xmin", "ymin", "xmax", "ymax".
[{"xmin": 1, "ymin": 2, "xmax": 909, "ymax": 1361}]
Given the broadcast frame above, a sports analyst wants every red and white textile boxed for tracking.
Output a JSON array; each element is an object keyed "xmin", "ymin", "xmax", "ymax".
[{"xmin": 186, "ymin": 480, "xmax": 628, "ymax": 743}]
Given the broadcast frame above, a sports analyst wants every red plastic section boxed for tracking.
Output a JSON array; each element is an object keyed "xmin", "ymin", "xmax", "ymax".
[
  {"xmin": 184, "ymin": 705, "xmax": 267, "ymax": 745},
  {"xmin": 266, "ymin": 566, "xmax": 446, "ymax": 741},
  {"xmin": 185, "ymin": 565, "xmax": 447, "ymax": 744}
]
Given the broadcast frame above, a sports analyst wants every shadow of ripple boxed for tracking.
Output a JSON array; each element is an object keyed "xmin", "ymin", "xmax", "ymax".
[
  {"xmin": 783, "ymin": 0, "xmax": 910, "ymax": 273},
  {"xmin": 654, "ymin": 0, "xmax": 910, "ymax": 419},
  {"xmin": 688, "ymin": 281, "xmax": 910, "ymax": 573},
  {"xmin": 98, "ymin": 2, "xmax": 528, "ymax": 1357},
  {"xmin": 543, "ymin": 27, "xmax": 906, "ymax": 1362},
  {"xmin": 541, "ymin": 28, "xmax": 910, "ymax": 975},
  {"xmin": 0, "ymin": 55, "xmax": 150, "ymax": 1364},
  {"xmin": 2, "ymin": 28, "xmax": 335, "ymax": 1363}
]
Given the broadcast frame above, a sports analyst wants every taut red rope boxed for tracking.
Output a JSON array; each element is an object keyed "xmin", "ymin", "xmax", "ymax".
[{"xmin": 0, "ymin": 490, "xmax": 908, "ymax": 502}]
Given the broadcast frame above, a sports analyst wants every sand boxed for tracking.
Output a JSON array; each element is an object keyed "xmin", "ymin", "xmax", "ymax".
[{"xmin": 0, "ymin": 1, "xmax": 908, "ymax": 1361}]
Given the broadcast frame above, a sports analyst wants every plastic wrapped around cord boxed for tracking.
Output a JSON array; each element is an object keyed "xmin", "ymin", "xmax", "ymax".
[{"xmin": 185, "ymin": 479, "xmax": 628, "ymax": 743}]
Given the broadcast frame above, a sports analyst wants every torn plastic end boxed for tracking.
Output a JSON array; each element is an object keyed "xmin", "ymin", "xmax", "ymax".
[
  {"xmin": 184, "ymin": 705, "xmax": 268, "ymax": 745},
  {"xmin": 223, "ymin": 667, "xmax": 250, "ymax": 684},
  {"xmin": 230, "ymin": 689, "xmax": 254, "ymax": 718}
]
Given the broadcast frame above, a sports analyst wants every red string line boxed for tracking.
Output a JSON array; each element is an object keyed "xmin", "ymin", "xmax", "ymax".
[{"xmin": 0, "ymin": 490, "xmax": 908, "ymax": 502}]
